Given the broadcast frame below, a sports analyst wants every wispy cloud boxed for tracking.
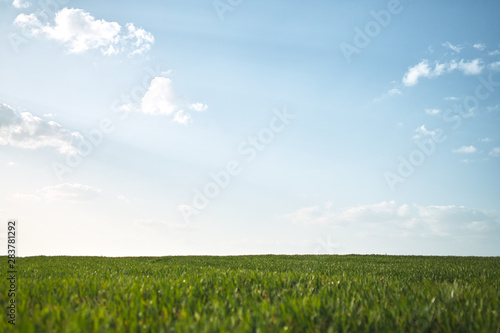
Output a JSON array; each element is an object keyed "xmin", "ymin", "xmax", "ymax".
[
  {"xmin": 413, "ymin": 125, "xmax": 436, "ymax": 139},
  {"xmin": 402, "ymin": 59, "xmax": 484, "ymax": 86},
  {"xmin": 442, "ymin": 41, "xmax": 464, "ymax": 53},
  {"xmin": 473, "ymin": 43, "xmax": 486, "ymax": 51},
  {"xmin": 117, "ymin": 195, "xmax": 131, "ymax": 204},
  {"xmin": 489, "ymin": 147, "xmax": 500, "ymax": 157},
  {"xmin": 373, "ymin": 88, "xmax": 402, "ymax": 103},
  {"xmin": 425, "ymin": 108, "xmax": 440, "ymax": 115},
  {"xmin": 452, "ymin": 145, "xmax": 477, "ymax": 154},
  {"xmin": 280, "ymin": 201, "xmax": 499, "ymax": 238},
  {"xmin": 489, "ymin": 61, "xmax": 500, "ymax": 72},
  {"xmin": 13, "ymin": 8, "xmax": 154, "ymax": 55},
  {"xmin": 0, "ymin": 103, "xmax": 82, "ymax": 155},
  {"xmin": 41, "ymin": 183, "xmax": 101, "ymax": 203}
]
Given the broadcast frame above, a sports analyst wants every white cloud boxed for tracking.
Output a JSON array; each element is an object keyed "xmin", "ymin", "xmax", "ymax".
[
  {"xmin": 173, "ymin": 110, "xmax": 192, "ymax": 125},
  {"xmin": 41, "ymin": 183, "xmax": 101, "ymax": 202},
  {"xmin": 442, "ymin": 41, "xmax": 463, "ymax": 53},
  {"xmin": 280, "ymin": 201, "xmax": 499, "ymax": 238},
  {"xmin": 444, "ymin": 96, "xmax": 458, "ymax": 101},
  {"xmin": 117, "ymin": 195, "xmax": 130, "ymax": 204},
  {"xmin": 13, "ymin": 8, "xmax": 154, "ymax": 56},
  {"xmin": 0, "ymin": 103, "xmax": 82, "ymax": 155},
  {"xmin": 124, "ymin": 23, "xmax": 155, "ymax": 55},
  {"xmin": 425, "ymin": 108, "xmax": 440, "ymax": 115},
  {"xmin": 456, "ymin": 59, "xmax": 484, "ymax": 75},
  {"xmin": 141, "ymin": 77, "xmax": 178, "ymax": 116},
  {"xmin": 473, "ymin": 43, "xmax": 486, "ymax": 51},
  {"xmin": 489, "ymin": 147, "xmax": 500, "ymax": 157},
  {"xmin": 43, "ymin": 113, "xmax": 56, "ymax": 118},
  {"xmin": 12, "ymin": 0, "xmax": 31, "ymax": 9},
  {"xmin": 402, "ymin": 60, "xmax": 433, "ymax": 86},
  {"xmin": 416, "ymin": 205, "xmax": 498, "ymax": 236},
  {"xmin": 489, "ymin": 50, "xmax": 500, "ymax": 56},
  {"xmin": 413, "ymin": 125, "xmax": 436, "ymax": 139},
  {"xmin": 373, "ymin": 88, "xmax": 402, "ymax": 103},
  {"xmin": 189, "ymin": 103, "xmax": 208, "ymax": 112},
  {"xmin": 132, "ymin": 77, "xmax": 207, "ymax": 124},
  {"xmin": 338, "ymin": 201, "xmax": 408, "ymax": 223},
  {"xmin": 402, "ymin": 59, "xmax": 484, "ymax": 86},
  {"xmin": 280, "ymin": 204, "xmax": 333, "ymax": 225},
  {"xmin": 479, "ymin": 138, "xmax": 492, "ymax": 143},
  {"xmin": 489, "ymin": 61, "xmax": 500, "ymax": 72},
  {"xmin": 452, "ymin": 145, "xmax": 477, "ymax": 154}
]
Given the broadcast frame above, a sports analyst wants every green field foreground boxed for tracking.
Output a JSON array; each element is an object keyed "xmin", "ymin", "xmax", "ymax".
[{"xmin": 1, "ymin": 255, "xmax": 499, "ymax": 332}]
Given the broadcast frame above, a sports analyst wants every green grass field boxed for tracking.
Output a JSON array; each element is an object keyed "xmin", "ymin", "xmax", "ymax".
[{"xmin": 2, "ymin": 255, "xmax": 499, "ymax": 332}]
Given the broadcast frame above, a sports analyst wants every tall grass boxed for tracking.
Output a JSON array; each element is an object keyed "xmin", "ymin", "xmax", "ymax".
[{"xmin": 1, "ymin": 255, "xmax": 499, "ymax": 332}]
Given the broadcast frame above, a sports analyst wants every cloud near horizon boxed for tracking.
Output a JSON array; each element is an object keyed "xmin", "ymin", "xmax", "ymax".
[{"xmin": 280, "ymin": 201, "xmax": 499, "ymax": 238}]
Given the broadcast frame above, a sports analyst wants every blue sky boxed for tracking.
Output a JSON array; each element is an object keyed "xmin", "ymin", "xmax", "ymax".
[{"xmin": 1, "ymin": 0, "xmax": 499, "ymax": 256}]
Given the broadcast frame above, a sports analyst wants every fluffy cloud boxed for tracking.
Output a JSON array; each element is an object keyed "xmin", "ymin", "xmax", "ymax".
[
  {"xmin": 473, "ymin": 43, "xmax": 486, "ymax": 51},
  {"xmin": 0, "ymin": 103, "xmax": 82, "ymax": 155},
  {"xmin": 417, "ymin": 205, "xmax": 498, "ymax": 235},
  {"xmin": 442, "ymin": 41, "xmax": 463, "ymax": 53},
  {"xmin": 402, "ymin": 60, "xmax": 434, "ymax": 86},
  {"xmin": 189, "ymin": 103, "xmax": 208, "ymax": 112},
  {"xmin": 402, "ymin": 59, "xmax": 484, "ymax": 86},
  {"xmin": 173, "ymin": 110, "xmax": 192, "ymax": 125},
  {"xmin": 41, "ymin": 183, "xmax": 101, "ymax": 202},
  {"xmin": 452, "ymin": 145, "xmax": 477, "ymax": 154},
  {"xmin": 280, "ymin": 201, "xmax": 499, "ymax": 238},
  {"xmin": 489, "ymin": 61, "xmax": 500, "ymax": 72},
  {"xmin": 12, "ymin": 0, "xmax": 31, "ymax": 9},
  {"xmin": 126, "ymin": 77, "xmax": 207, "ymax": 124},
  {"xmin": 141, "ymin": 77, "xmax": 178, "ymax": 116},
  {"xmin": 13, "ymin": 8, "xmax": 154, "ymax": 55},
  {"xmin": 425, "ymin": 108, "xmax": 441, "ymax": 115},
  {"xmin": 413, "ymin": 125, "xmax": 436, "ymax": 139},
  {"xmin": 455, "ymin": 59, "xmax": 484, "ymax": 75}
]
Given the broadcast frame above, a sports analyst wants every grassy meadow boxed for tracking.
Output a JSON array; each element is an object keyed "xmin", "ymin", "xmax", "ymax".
[{"xmin": 1, "ymin": 255, "xmax": 499, "ymax": 332}]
